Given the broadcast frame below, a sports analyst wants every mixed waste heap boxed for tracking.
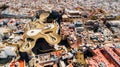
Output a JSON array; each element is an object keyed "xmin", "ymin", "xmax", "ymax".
[{"xmin": 0, "ymin": 0, "xmax": 120, "ymax": 67}]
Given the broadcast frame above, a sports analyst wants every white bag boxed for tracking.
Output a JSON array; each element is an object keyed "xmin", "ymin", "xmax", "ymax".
[
  {"xmin": 3, "ymin": 46, "xmax": 17, "ymax": 56},
  {"xmin": 0, "ymin": 51, "xmax": 8, "ymax": 58}
]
